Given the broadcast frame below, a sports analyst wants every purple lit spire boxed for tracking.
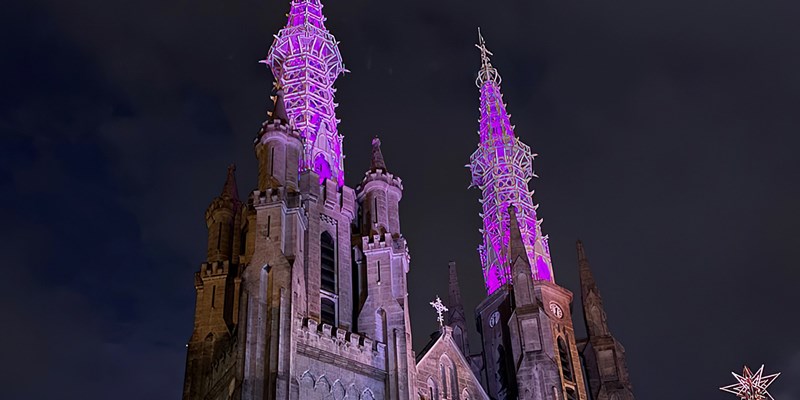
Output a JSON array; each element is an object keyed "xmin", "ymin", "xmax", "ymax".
[
  {"xmin": 469, "ymin": 29, "xmax": 554, "ymax": 294},
  {"xmin": 262, "ymin": 0, "xmax": 347, "ymax": 186}
]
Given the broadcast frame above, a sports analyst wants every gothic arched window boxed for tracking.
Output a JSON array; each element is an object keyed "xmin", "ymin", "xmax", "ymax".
[
  {"xmin": 320, "ymin": 231, "xmax": 337, "ymax": 326},
  {"xmin": 558, "ymin": 337, "xmax": 574, "ymax": 382},
  {"xmin": 320, "ymin": 231, "xmax": 336, "ymax": 293},
  {"xmin": 427, "ymin": 377, "xmax": 439, "ymax": 400}
]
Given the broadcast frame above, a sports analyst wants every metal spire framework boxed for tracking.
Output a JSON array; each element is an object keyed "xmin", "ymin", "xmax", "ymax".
[
  {"xmin": 262, "ymin": 0, "xmax": 347, "ymax": 186},
  {"xmin": 469, "ymin": 29, "xmax": 554, "ymax": 294},
  {"xmin": 429, "ymin": 296, "xmax": 449, "ymax": 327},
  {"xmin": 720, "ymin": 365, "xmax": 780, "ymax": 400}
]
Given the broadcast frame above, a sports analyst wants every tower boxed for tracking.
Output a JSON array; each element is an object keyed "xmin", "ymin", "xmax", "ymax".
[
  {"xmin": 576, "ymin": 241, "xmax": 635, "ymax": 400},
  {"xmin": 182, "ymin": 1, "xmax": 415, "ymax": 399},
  {"xmin": 469, "ymin": 31, "xmax": 588, "ymax": 400},
  {"xmin": 183, "ymin": 165, "xmax": 244, "ymax": 400}
]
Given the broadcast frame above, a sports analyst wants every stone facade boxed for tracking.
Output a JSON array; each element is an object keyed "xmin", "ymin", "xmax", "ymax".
[{"xmin": 181, "ymin": 1, "xmax": 636, "ymax": 399}]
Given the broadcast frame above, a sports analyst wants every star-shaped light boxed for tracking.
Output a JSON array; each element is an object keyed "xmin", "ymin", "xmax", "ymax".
[
  {"xmin": 429, "ymin": 296, "xmax": 448, "ymax": 327},
  {"xmin": 720, "ymin": 365, "xmax": 780, "ymax": 400}
]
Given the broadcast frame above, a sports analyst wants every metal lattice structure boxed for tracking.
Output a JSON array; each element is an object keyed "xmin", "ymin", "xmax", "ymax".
[
  {"xmin": 469, "ymin": 30, "xmax": 554, "ymax": 294},
  {"xmin": 720, "ymin": 365, "xmax": 780, "ymax": 400},
  {"xmin": 262, "ymin": 0, "xmax": 346, "ymax": 185}
]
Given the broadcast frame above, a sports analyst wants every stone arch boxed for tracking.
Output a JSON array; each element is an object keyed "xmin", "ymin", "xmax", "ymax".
[
  {"xmin": 331, "ymin": 379, "xmax": 346, "ymax": 399},
  {"xmin": 462, "ymin": 388, "xmax": 471, "ymax": 400},
  {"xmin": 315, "ymin": 375, "xmax": 332, "ymax": 393},
  {"xmin": 426, "ymin": 376, "xmax": 438, "ymax": 400},
  {"xmin": 439, "ymin": 354, "xmax": 457, "ymax": 400},
  {"xmin": 299, "ymin": 370, "xmax": 316, "ymax": 387},
  {"xmin": 375, "ymin": 308, "xmax": 387, "ymax": 343},
  {"xmin": 360, "ymin": 388, "xmax": 375, "ymax": 400}
]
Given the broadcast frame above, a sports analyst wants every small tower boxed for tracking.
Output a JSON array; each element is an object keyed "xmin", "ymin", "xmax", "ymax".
[
  {"xmin": 184, "ymin": 165, "xmax": 243, "ymax": 400},
  {"xmin": 577, "ymin": 241, "xmax": 636, "ymax": 400},
  {"xmin": 355, "ymin": 136, "xmax": 417, "ymax": 400}
]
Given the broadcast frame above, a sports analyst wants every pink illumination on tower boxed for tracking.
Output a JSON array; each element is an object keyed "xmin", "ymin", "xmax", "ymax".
[
  {"xmin": 469, "ymin": 30, "xmax": 555, "ymax": 294},
  {"xmin": 262, "ymin": 0, "xmax": 346, "ymax": 186}
]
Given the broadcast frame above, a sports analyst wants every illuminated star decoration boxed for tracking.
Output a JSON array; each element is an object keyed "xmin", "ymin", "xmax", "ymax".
[
  {"xmin": 720, "ymin": 365, "xmax": 780, "ymax": 400},
  {"xmin": 429, "ymin": 296, "xmax": 449, "ymax": 327}
]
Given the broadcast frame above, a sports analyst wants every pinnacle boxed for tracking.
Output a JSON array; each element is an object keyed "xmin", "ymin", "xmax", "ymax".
[
  {"xmin": 269, "ymin": 85, "xmax": 289, "ymax": 124},
  {"xmin": 221, "ymin": 164, "xmax": 239, "ymax": 201},
  {"xmin": 577, "ymin": 239, "xmax": 587, "ymax": 262},
  {"xmin": 370, "ymin": 136, "xmax": 387, "ymax": 171}
]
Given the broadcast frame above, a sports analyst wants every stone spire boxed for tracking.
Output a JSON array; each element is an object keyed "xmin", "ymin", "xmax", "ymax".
[
  {"xmin": 263, "ymin": 0, "xmax": 347, "ymax": 186},
  {"xmin": 370, "ymin": 136, "xmax": 387, "ymax": 171},
  {"xmin": 220, "ymin": 164, "xmax": 239, "ymax": 202},
  {"xmin": 577, "ymin": 240, "xmax": 637, "ymax": 400},
  {"xmin": 267, "ymin": 85, "xmax": 289, "ymax": 124},
  {"xmin": 469, "ymin": 29, "xmax": 554, "ymax": 294},
  {"xmin": 577, "ymin": 240, "xmax": 609, "ymax": 337},
  {"xmin": 446, "ymin": 261, "xmax": 470, "ymax": 357}
]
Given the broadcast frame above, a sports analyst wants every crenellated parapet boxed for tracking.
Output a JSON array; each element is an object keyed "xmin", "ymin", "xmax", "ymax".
[{"xmin": 297, "ymin": 316, "xmax": 387, "ymax": 369}]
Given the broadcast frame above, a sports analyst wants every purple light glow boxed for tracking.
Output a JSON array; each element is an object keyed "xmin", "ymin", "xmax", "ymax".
[
  {"xmin": 469, "ymin": 31, "xmax": 555, "ymax": 294},
  {"xmin": 264, "ymin": 0, "xmax": 346, "ymax": 186}
]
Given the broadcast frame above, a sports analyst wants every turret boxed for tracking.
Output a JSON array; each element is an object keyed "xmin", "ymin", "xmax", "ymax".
[
  {"xmin": 255, "ymin": 85, "xmax": 302, "ymax": 192},
  {"xmin": 355, "ymin": 137, "xmax": 417, "ymax": 400},
  {"xmin": 357, "ymin": 137, "xmax": 403, "ymax": 236},
  {"xmin": 205, "ymin": 165, "xmax": 242, "ymax": 262}
]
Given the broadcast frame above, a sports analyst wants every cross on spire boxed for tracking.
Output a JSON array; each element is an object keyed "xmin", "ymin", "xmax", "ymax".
[
  {"xmin": 475, "ymin": 27, "xmax": 501, "ymax": 87},
  {"xmin": 429, "ymin": 296, "xmax": 449, "ymax": 327}
]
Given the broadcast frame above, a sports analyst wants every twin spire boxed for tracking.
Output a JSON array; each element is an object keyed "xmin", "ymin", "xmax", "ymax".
[{"xmin": 469, "ymin": 29, "xmax": 555, "ymax": 294}]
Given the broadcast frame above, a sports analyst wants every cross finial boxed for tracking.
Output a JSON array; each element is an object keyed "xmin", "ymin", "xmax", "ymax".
[
  {"xmin": 475, "ymin": 27, "xmax": 501, "ymax": 87},
  {"xmin": 429, "ymin": 296, "xmax": 449, "ymax": 327}
]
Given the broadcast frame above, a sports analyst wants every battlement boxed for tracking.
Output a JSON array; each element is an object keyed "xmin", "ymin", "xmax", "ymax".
[
  {"xmin": 199, "ymin": 261, "xmax": 233, "ymax": 279},
  {"xmin": 257, "ymin": 118, "xmax": 298, "ymax": 141},
  {"xmin": 297, "ymin": 317, "xmax": 386, "ymax": 367},
  {"xmin": 357, "ymin": 169, "xmax": 403, "ymax": 193},
  {"xmin": 361, "ymin": 232, "xmax": 408, "ymax": 255}
]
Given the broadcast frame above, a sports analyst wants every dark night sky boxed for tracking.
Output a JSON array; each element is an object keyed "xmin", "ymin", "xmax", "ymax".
[{"xmin": 2, "ymin": 0, "xmax": 800, "ymax": 398}]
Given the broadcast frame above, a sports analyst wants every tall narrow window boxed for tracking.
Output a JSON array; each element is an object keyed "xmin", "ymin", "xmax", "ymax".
[
  {"xmin": 321, "ymin": 297, "xmax": 336, "ymax": 326},
  {"xmin": 373, "ymin": 197, "xmax": 378, "ymax": 223},
  {"xmin": 320, "ymin": 232, "xmax": 336, "ymax": 292},
  {"xmin": 211, "ymin": 285, "xmax": 216, "ymax": 308},
  {"xmin": 266, "ymin": 215, "xmax": 271, "ymax": 238},
  {"xmin": 558, "ymin": 338, "xmax": 574, "ymax": 382},
  {"xmin": 320, "ymin": 231, "xmax": 337, "ymax": 326},
  {"xmin": 376, "ymin": 260, "xmax": 381, "ymax": 284},
  {"xmin": 566, "ymin": 388, "xmax": 578, "ymax": 400},
  {"xmin": 270, "ymin": 147, "xmax": 275, "ymax": 176},
  {"xmin": 217, "ymin": 222, "xmax": 222, "ymax": 249}
]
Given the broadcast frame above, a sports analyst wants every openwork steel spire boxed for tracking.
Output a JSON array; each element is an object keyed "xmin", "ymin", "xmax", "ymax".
[
  {"xmin": 469, "ymin": 29, "xmax": 554, "ymax": 294},
  {"xmin": 262, "ymin": 0, "xmax": 347, "ymax": 186}
]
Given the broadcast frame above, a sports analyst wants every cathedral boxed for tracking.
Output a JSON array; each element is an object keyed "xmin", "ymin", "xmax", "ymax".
[{"xmin": 181, "ymin": 1, "xmax": 636, "ymax": 399}]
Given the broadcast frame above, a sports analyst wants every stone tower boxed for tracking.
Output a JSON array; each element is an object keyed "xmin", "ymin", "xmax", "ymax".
[
  {"xmin": 469, "ymin": 31, "xmax": 588, "ymax": 400},
  {"xmin": 576, "ymin": 242, "xmax": 635, "ymax": 400},
  {"xmin": 182, "ymin": 1, "xmax": 416, "ymax": 399}
]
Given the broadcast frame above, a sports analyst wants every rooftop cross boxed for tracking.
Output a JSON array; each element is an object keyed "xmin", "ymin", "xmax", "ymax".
[
  {"xmin": 720, "ymin": 365, "xmax": 780, "ymax": 400},
  {"xmin": 429, "ymin": 296, "xmax": 449, "ymax": 327},
  {"xmin": 475, "ymin": 28, "xmax": 501, "ymax": 87}
]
